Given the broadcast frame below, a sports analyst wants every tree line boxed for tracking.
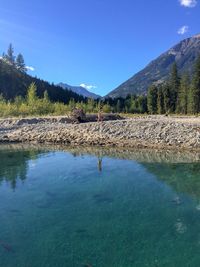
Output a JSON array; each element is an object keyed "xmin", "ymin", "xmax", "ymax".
[
  {"xmin": 96, "ymin": 55, "xmax": 200, "ymax": 115},
  {"xmin": 1, "ymin": 43, "xmax": 200, "ymax": 116},
  {"xmin": 0, "ymin": 83, "xmax": 117, "ymax": 117},
  {"xmin": 105, "ymin": 56, "xmax": 200, "ymax": 115},
  {"xmin": 147, "ymin": 56, "xmax": 200, "ymax": 115}
]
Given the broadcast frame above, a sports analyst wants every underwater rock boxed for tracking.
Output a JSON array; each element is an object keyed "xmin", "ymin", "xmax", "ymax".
[
  {"xmin": 175, "ymin": 219, "xmax": 187, "ymax": 234},
  {"xmin": 172, "ymin": 197, "xmax": 182, "ymax": 205},
  {"xmin": 46, "ymin": 191, "xmax": 57, "ymax": 198},
  {"xmin": 9, "ymin": 209, "xmax": 20, "ymax": 213},
  {"xmin": 75, "ymin": 229, "xmax": 87, "ymax": 235},
  {"xmin": 93, "ymin": 193, "xmax": 113, "ymax": 204},
  {"xmin": 0, "ymin": 240, "xmax": 14, "ymax": 253}
]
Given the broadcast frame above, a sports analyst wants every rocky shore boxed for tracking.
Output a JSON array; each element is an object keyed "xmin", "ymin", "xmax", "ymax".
[{"xmin": 1, "ymin": 115, "xmax": 200, "ymax": 150}]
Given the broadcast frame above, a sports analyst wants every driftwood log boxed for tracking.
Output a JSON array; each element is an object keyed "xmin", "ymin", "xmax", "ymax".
[{"xmin": 71, "ymin": 108, "xmax": 86, "ymax": 123}]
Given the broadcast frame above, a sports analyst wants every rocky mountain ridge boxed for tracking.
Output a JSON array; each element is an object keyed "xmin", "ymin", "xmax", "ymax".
[{"xmin": 107, "ymin": 34, "xmax": 200, "ymax": 98}]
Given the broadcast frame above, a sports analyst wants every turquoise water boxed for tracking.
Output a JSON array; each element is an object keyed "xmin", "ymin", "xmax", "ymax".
[{"xmin": 1, "ymin": 147, "xmax": 200, "ymax": 266}]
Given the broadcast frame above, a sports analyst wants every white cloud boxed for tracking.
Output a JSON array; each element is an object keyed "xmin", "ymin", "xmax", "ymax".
[
  {"xmin": 178, "ymin": 25, "xmax": 189, "ymax": 35},
  {"xmin": 179, "ymin": 0, "xmax": 197, "ymax": 7},
  {"xmin": 80, "ymin": 83, "xmax": 97, "ymax": 91},
  {"xmin": 26, "ymin": 66, "xmax": 35, "ymax": 71}
]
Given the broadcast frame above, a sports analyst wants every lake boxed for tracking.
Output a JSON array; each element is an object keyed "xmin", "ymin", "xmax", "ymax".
[{"xmin": 1, "ymin": 145, "xmax": 200, "ymax": 267}]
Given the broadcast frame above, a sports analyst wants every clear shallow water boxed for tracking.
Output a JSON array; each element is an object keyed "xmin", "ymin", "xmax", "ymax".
[{"xmin": 1, "ymin": 147, "xmax": 200, "ymax": 266}]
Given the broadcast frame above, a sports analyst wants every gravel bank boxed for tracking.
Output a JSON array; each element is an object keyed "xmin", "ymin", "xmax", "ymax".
[{"xmin": 1, "ymin": 115, "xmax": 200, "ymax": 150}]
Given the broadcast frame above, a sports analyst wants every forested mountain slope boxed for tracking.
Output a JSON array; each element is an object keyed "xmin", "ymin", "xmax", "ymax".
[
  {"xmin": 0, "ymin": 59, "xmax": 86, "ymax": 103},
  {"xmin": 107, "ymin": 34, "xmax": 200, "ymax": 98}
]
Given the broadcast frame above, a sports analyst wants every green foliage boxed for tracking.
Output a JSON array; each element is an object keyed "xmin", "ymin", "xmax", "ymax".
[
  {"xmin": 129, "ymin": 96, "xmax": 137, "ymax": 113},
  {"xmin": 157, "ymin": 88, "xmax": 164, "ymax": 114},
  {"xmin": 0, "ymin": 93, "xmax": 5, "ymax": 103},
  {"xmin": 177, "ymin": 73, "xmax": 190, "ymax": 114},
  {"xmin": 187, "ymin": 56, "xmax": 200, "ymax": 114},
  {"xmin": 145, "ymin": 56, "xmax": 200, "ymax": 115},
  {"xmin": 147, "ymin": 85, "xmax": 158, "ymax": 114},
  {"xmin": 27, "ymin": 83, "xmax": 38, "ymax": 105},
  {"xmin": 162, "ymin": 83, "xmax": 171, "ymax": 114},
  {"xmin": 53, "ymin": 102, "xmax": 70, "ymax": 115},
  {"xmin": 16, "ymin": 53, "xmax": 26, "ymax": 73},
  {"xmin": 116, "ymin": 100, "xmax": 121, "ymax": 113},
  {"xmin": 102, "ymin": 104, "xmax": 111, "ymax": 113},
  {"xmin": 137, "ymin": 96, "xmax": 147, "ymax": 114},
  {"xmin": 1, "ymin": 43, "xmax": 200, "ymax": 117},
  {"xmin": 86, "ymin": 98, "xmax": 96, "ymax": 113},
  {"xmin": 68, "ymin": 99, "xmax": 76, "ymax": 111},
  {"xmin": 5, "ymin": 43, "xmax": 15, "ymax": 65},
  {"xmin": 43, "ymin": 90, "xmax": 49, "ymax": 102},
  {"xmin": 169, "ymin": 63, "xmax": 180, "ymax": 112}
]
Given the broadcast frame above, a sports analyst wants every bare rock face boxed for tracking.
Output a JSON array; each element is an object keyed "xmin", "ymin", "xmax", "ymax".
[{"xmin": 70, "ymin": 108, "xmax": 86, "ymax": 123}]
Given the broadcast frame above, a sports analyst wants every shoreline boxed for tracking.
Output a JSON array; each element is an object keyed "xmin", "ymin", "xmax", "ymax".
[
  {"xmin": 1, "ymin": 115, "xmax": 200, "ymax": 150},
  {"xmin": 1, "ymin": 143, "xmax": 200, "ymax": 163}
]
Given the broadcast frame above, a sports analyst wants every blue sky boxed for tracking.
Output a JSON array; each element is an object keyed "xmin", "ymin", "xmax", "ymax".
[{"xmin": 0, "ymin": 0, "xmax": 200, "ymax": 96}]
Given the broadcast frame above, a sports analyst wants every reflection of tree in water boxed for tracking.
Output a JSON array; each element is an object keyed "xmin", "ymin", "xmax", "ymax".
[
  {"xmin": 98, "ymin": 157, "xmax": 103, "ymax": 172},
  {"xmin": 144, "ymin": 162, "xmax": 200, "ymax": 199},
  {"xmin": 0, "ymin": 149, "xmax": 42, "ymax": 190},
  {"xmin": 71, "ymin": 150, "xmax": 104, "ymax": 172}
]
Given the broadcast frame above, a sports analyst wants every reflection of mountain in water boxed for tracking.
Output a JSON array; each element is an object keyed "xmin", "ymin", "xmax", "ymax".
[
  {"xmin": 144, "ymin": 162, "xmax": 200, "ymax": 199},
  {"xmin": 0, "ymin": 148, "xmax": 44, "ymax": 190}
]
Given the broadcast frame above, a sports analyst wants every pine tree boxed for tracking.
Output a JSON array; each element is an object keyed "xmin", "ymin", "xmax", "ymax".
[
  {"xmin": 187, "ymin": 87, "xmax": 194, "ymax": 114},
  {"xmin": 188, "ymin": 56, "xmax": 200, "ymax": 114},
  {"xmin": 124, "ymin": 98, "xmax": 131, "ymax": 113},
  {"xmin": 147, "ymin": 85, "xmax": 158, "ymax": 114},
  {"xmin": 2, "ymin": 52, "xmax": 6, "ymax": 60},
  {"xmin": 116, "ymin": 99, "xmax": 121, "ymax": 113},
  {"xmin": 162, "ymin": 83, "xmax": 171, "ymax": 114},
  {"xmin": 16, "ymin": 53, "xmax": 26, "ymax": 72},
  {"xmin": 137, "ymin": 96, "xmax": 147, "ymax": 113},
  {"xmin": 6, "ymin": 44, "xmax": 15, "ymax": 65},
  {"xmin": 157, "ymin": 87, "xmax": 164, "ymax": 114},
  {"xmin": 177, "ymin": 73, "xmax": 190, "ymax": 114},
  {"xmin": 169, "ymin": 62, "xmax": 180, "ymax": 112},
  {"xmin": 129, "ymin": 96, "xmax": 136, "ymax": 113}
]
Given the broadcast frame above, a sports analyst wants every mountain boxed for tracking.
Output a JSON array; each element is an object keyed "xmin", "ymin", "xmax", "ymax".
[
  {"xmin": 0, "ymin": 59, "xmax": 86, "ymax": 103},
  {"xmin": 58, "ymin": 83, "xmax": 101, "ymax": 99},
  {"xmin": 107, "ymin": 34, "xmax": 200, "ymax": 98}
]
